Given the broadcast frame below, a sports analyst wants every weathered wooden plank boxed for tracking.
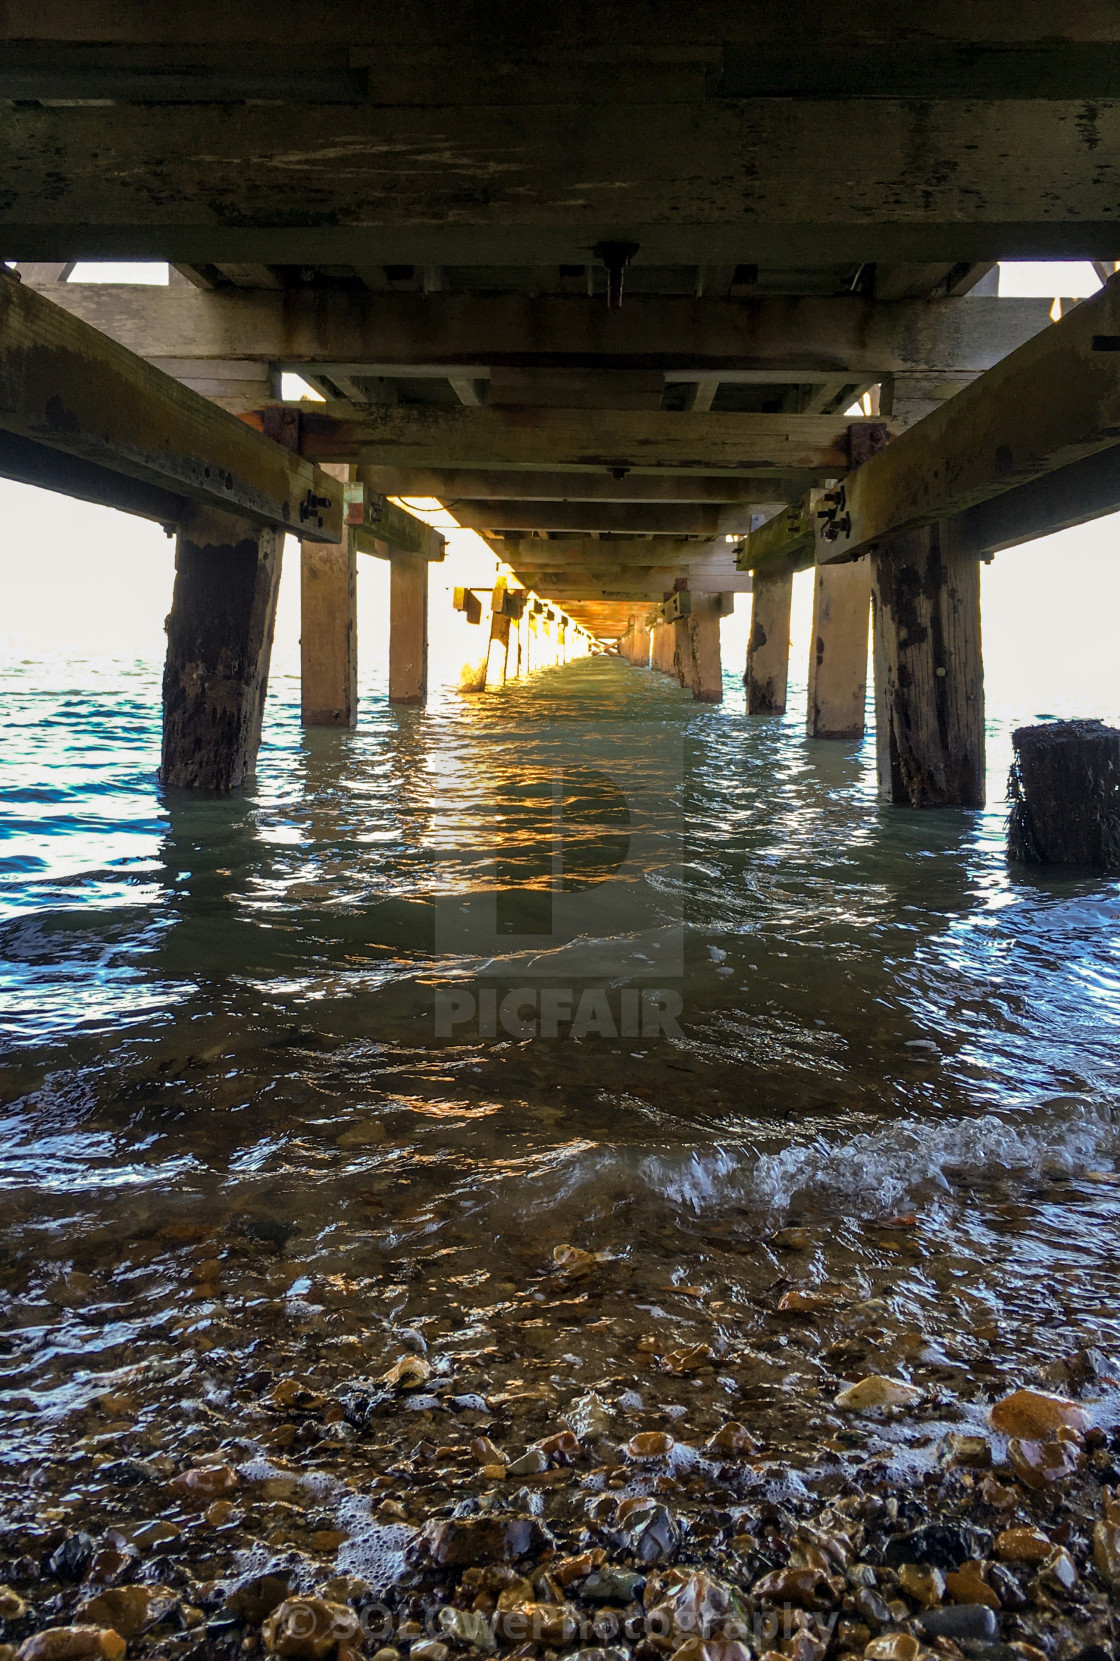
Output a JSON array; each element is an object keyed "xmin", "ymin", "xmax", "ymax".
[
  {"xmin": 348, "ymin": 476, "xmax": 446, "ymax": 559},
  {"xmin": 363, "ymin": 467, "xmax": 788, "ymax": 504},
  {"xmin": 298, "ymin": 405, "xmax": 852, "ymax": 474},
  {"xmin": 817, "ymin": 275, "xmax": 1120, "ymax": 564},
  {"xmin": 0, "ymin": 271, "xmax": 342, "ymax": 539},
  {"xmin": 450, "ymin": 500, "xmax": 753, "ymax": 536},
  {"xmin": 738, "ymin": 492, "xmax": 819, "ymax": 572},
  {"xmin": 20, "ymin": 284, "xmax": 1052, "ymax": 382},
  {"xmin": 6, "ymin": 101, "xmax": 1120, "ymax": 263}
]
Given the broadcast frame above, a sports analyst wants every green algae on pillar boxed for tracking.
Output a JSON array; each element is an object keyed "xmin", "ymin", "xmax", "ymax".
[
  {"xmin": 389, "ymin": 552, "xmax": 428, "ymax": 706},
  {"xmin": 746, "ymin": 566, "xmax": 793, "ymax": 714},
  {"xmin": 161, "ymin": 504, "xmax": 282, "ymax": 791},
  {"xmin": 807, "ymin": 558, "xmax": 871, "ymax": 739},
  {"xmin": 871, "ymin": 523, "xmax": 984, "ymax": 807}
]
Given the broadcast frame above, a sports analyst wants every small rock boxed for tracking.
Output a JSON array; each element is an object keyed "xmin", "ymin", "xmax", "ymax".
[
  {"xmin": 579, "ymin": 1569, "xmax": 645, "ymax": 1604},
  {"xmin": 262, "ymin": 1596, "xmax": 358, "ymax": 1659},
  {"xmin": 469, "ymin": 1437, "xmax": 504, "ymax": 1467},
  {"xmin": 777, "ymin": 1289, "xmax": 838, "ymax": 1315},
  {"xmin": 895, "ymin": 1564, "xmax": 945, "ymax": 1607},
  {"xmin": 414, "ymin": 1514, "xmax": 550, "ymax": 1568},
  {"xmin": 994, "ymin": 1527, "xmax": 1052, "ymax": 1565},
  {"xmin": 438, "ymin": 1608, "xmax": 495, "ymax": 1653},
  {"xmin": 884, "ymin": 1524, "xmax": 992, "ymax": 1571},
  {"xmin": 611, "ymin": 1498, "xmax": 680, "ymax": 1565},
  {"xmin": 938, "ymin": 1433, "xmax": 992, "ymax": 1470},
  {"xmin": 1006, "ymin": 1436, "xmax": 1081, "ymax": 1489},
  {"xmin": 410, "ymin": 1645, "xmax": 449, "ymax": 1661},
  {"xmin": 505, "ymin": 1448, "xmax": 548, "ymax": 1477},
  {"xmin": 16, "ymin": 1632, "xmax": 125, "ymax": 1661},
  {"xmin": 626, "ymin": 1431, "xmax": 674, "ymax": 1460},
  {"xmin": 170, "ymin": 1464, "xmax": 239, "ymax": 1500},
  {"xmin": 77, "ymin": 1586, "xmax": 177, "ymax": 1638},
  {"xmin": 1092, "ymin": 1520, "xmax": 1120, "ymax": 1587},
  {"xmin": 225, "ymin": 1571, "xmax": 293, "ymax": 1624},
  {"xmin": 833, "ymin": 1376, "xmax": 921, "ymax": 1412},
  {"xmin": 381, "ymin": 1355, "xmax": 431, "ymax": 1390},
  {"xmin": 916, "ymin": 1605, "xmax": 999, "ymax": 1641},
  {"xmin": 944, "ymin": 1570, "xmax": 1000, "ymax": 1609},
  {"xmin": 0, "ymin": 1590, "xmax": 28, "ymax": 1622},
  {"xmin": 538, "ymin": 1430, "xmax": 579, "ymax": 1464},
  {"xmin": 989, "ymin": 1389, "xmax": 1089, "ymax": 1442},
  {"xmin": 562, "ymin": 1392, "xmax": 613, "ymax": 1441},
  {"xmin": 770, "ymin": 1228, "xmax": 812, "ymax": 1251},
  {"xmin": 46, "ymin": 1537, "xmax": 93, "ymax": 1583},
  {"xmin": 264, "ymin": 1380, "xmax": 328, "ymax": 1414},
  {"xmin": 864, "ymin": 1638, "xmax": 920, "ymax": 1661},
  {"xmin": 751, "ymin": 1568, "xmax": 834, "ymax": 1609},
  {"xmin": 705, "ymin": 1421, "xmax": 757, "ymax": 1455},
  {"xmin": 494, "ymin": 1602, "xmax": 578, "ymax": 1647},
  {"xmin": 1039, "ymin": 1546, "xmax": 1077, "ymax": 1593}
]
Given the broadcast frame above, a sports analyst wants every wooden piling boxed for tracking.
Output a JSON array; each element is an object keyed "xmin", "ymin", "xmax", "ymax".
[
  {"xmin": 746, "ymin": 565, "xmax": 793, "ymax": 714},
  {"xmin": 871, "ymin": 522, "xmax": 984, "ymax": 807},
  {"xmin": 161, "ymin": 504, "xmax": 282, "ymax": 790},
  {"xmin": 300, "ymin": 529, "xmax": 358, "ymax": 726},
  {"xmin": 807, "ymin": 558, "xmax": 871, "ymax": 739},
  {"xmin": 389, "ymin": 552, "xmax": 428, "ymax": 706},
  {"xmin": 687, "ymin": 594, "xmax": 723, "ymax": 702}
]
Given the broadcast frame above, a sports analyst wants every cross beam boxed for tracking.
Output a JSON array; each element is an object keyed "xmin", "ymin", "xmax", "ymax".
[{"xmin": 0, "ymin": 272, "xmax": 342, "ymax": 538}]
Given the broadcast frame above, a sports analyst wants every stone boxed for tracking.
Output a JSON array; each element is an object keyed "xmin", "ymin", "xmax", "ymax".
[
  {"xmin": 833, "ymin": 1377, "xmax": 921, "ymax": 1412},
  {"xmin": 410, "ymin": 1645, "xmax": 449, "ymax": 1661},
  {"xmin": 0, "ymin": 1590, "xmax": 27, "ymax": 1621},
  {"xmin": 1006, "ymin": 1436, "xmax": 1081, "ymax": 1489},
  {"xmin": 705, "ymin": 1422, "xmax": 757, "ymax": 1455},
  {"xmin": 170, "ymin": 1463, "xmax": 239, "ymax": 1499},
  {"xmin": 989, "ymin": 1389, "xmax": 1089, "ymax": 1442},
  {"xmin": 225, "ymin": 1571, "xmax": 294, "ymax": 1623},
  {"xmin": 994, "ymin": 1528, "xmax": 1052, "ymax": 1565},
  {"xmin": 264, "ymin": 1379, "xmax": 329, "ymax": 1414},
  {"xmin": 505, "ymin": 1448, "xmax": 548, "ymax": 1476},
  {"xmin": 538, "ymin": 1430, "xmax": 579, "ymax": 1464},
  {"xmin": 627, "ymin": 1432, "xmax": 674, "ymax": 1460},
  {"xmin": 777, "ymin": 1290, "xmax": 838, "ymax": 1314},
  {"xmin": 77, "ymin": 1586, "xmax": 177, "ymax": 1638},
  {"xmin": 884, "ymin": 1525, "xmax": 992, "ymax": 1571},
  {"xmin": 895, "ymin": 1564, "xmax": 945, "ymax": 1607},
  {"xmin": 579, "ymin": 1569, "xmax": 645, "ymax": 1604},
  {"xmin": 262, "ymin": 1596, "xmax": 358, "ymax": 1659},
  {"xmin": 494, "ymin": 1603, "xmax": 579, "ymax": 1647},
  {"xmin": 916, "ymin": 1605, "xmax": 999, "ymax": 1641},
  {"xmin": 611, "ymin": 1498, "xmax": 680, "ymax": 1565},
  {"xmin": 770, "ymin": 1228, "xmax": 812, "ymax": 1251},
  {"xmin": 1092, "ymin": 1520, "xmax": 1120, "ymax": 1587},
  {"xmin": 562, "ymin": 1393, "xmax": 614, "ymax": 1441},
  {"xmin": 751, "ymin": 1568, "xmax": 835, "ymax": 1609},
  {"xmin": 944, "ymin": 1570, "xmax": 1000, "ymax": 1609},
  {"xmin": 863, "ymin": 1638, "xmax": 920, "ymax": 1661},
  {"xmin": 16, "ymin": 1633, "xmax": 125, "ymax": 1661},
  {"xmin": 438, "ymin": 1608, "xmax": 496, "ymax": 1652},
  {"xmin": 381, "ymin": 1355, "xmax": 431, "ymax": 1390},
  {"xmin": 938, "ymin": 1433, "xmax": 992, "ymax": 1470},
  {"xmin": 414, "ymin": 1514, "xmax": 550, "ymax": 1568},
  {"xmin": 1039, "ymin": 1547, "xmax": 1077, "ymax": 1592}
]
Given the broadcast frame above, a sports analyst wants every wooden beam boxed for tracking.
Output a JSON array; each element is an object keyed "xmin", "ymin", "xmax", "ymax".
[
  {"xmin": 6, "ymin": 100, "xmax": 1120, "ymax": 264},
  {"xmin": 739, "ymin": 493, "xmax": 819, "ymax": 572},
  {"xmin": 494, "ymin": 536, "xmax": 724, "ymax": 566},
  {"xmin": 0, "ymin": 272, "xmax": 343, "ymax": 539},
  {"xmin": 14, "ymin": 285, "xmax": 1052, "ymax": 385},
  {"xmin": 349, "ymin": 475, "xmax": 446, "ymax": 559},
  {"xmin": 297, "ymin": 404, "xmax": 855, "ymax": 475},
  {"xmin": 449, "ymin": 500, "xmax": 753, "ymax": 536},
  {"xmin": 817, "ymin": 275, "xmax": 1120, "ymax": 564},
  {"xmin": 363, "ymin": 466, "xmax": 785, "ymax": 503},
  {"xmin": 956, "ymin": 441, "xmax": 1120, "ymax": 555}
]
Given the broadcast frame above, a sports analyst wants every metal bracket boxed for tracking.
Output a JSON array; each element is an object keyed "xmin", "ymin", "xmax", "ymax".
[
  {"xmin": 299, "ymin": 488, "xmax": 333, "ymax": 529},
  {"xmin": 816, "ymin": 484, "xmax": 851, "ymax": 543}
]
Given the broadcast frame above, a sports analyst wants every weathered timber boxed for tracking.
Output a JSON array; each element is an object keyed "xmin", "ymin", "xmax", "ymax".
[
  {"xmin": 0, "ymin": 426, "xmax": 186, "ymax": 523},
  {"xmin": 739, "ymin": 491, "xmax": 819, "ymax": 572},
  {"xmin": 20, "ymin": 285, "xmax": 1050, "ymax": 385},
  {"xmin": 161, "ymin": 505, "xmax": 282, "ymax": 790},
  {"xmin": 389, "ymin": 554, "xmax": 428, "ymax": 706},
  {"xmin": 363, "ymin": 468, "xmax": 788, "ymax": 504},
  {"xmin": 7, "ymin": 98, "xmax": 1120, "ymax": 263},
  {"xmin": 1009, "ymin": 721, "xmax": 1120, "ymax": 869},
  {"xmin": 672, "ymin": 616, "xmax": 695, "ymax": 692},
  {"xmin": 484, "ymin": 581, "xmax": 512, "ymax": 690},
  {"xmin": 818, "ymin": 276, "xmax": 1120, "ymax": 564},
  {"xmin": 0, "ymin": 271, "xmax": 342, "ymax": 539},
  {"xmin": 651, "ymin": 621, "xmax": 674, "ymax": 673},
  {"xmin": 298, "ymin": 405, "xmax": 853, "ymax": 475},
  {"xmin": 687, "ymin": 596, "xmax": 723, "ymax": 703},
  {"xmin": 745, "ymin": 565, "xmax": 794, "ymax": 715},
  {"xmin": 301, "ymin": 530, "xmax": 358, "ymax": 727},
  {"xmin": 449, "ymin": 500, "xmax": 753, "ymax": 536},
  {"xmin": 806, "ymin": 558, "xmax": 872, "ymax": 739},
  {"xmin": 871, "ymin": 523, "xmax": 984, "ymax": 807},
  {"xmin": 350, "ymin": 475, "xmax": 446, "ymax": 559},
  {"xmin": 957, "ymin": 441, "xmax": 1120, "ymax": 555}
]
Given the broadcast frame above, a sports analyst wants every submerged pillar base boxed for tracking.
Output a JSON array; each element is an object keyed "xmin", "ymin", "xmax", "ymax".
[
  {"xmin": 389, "ymin": 552, "xmax": 428, "ymax": 706},
  {"xmin": 746, "ymin": 565, "xmax": 793, "ymax": 714},
  {"xmin": 807, "ymin": 557, "xmax": 871, "ymax": 739}
]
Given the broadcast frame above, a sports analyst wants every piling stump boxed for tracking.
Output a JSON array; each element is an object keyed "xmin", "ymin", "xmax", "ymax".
[{"xmin": 1009, "ymin": 719, "xmax": 1120, "ymax": 869}]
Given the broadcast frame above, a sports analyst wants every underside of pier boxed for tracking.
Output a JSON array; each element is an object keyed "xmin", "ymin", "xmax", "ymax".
[{"xmin": 3, "ymin": 3, "xmax": 1120, "ymax": 799}]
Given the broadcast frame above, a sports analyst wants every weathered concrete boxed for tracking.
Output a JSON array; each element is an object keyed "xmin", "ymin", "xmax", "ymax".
[
  {"xmin": 300, "ymin": 529, "xmax": 358, "ymax": 726},
  {"xmin": 388, "ymin": 553, "xmax": 428, "ymax": 706},
  {"xmin": 807, "ymin": 558, "xmax": 872, "ymax": 739},
  {"xmin": 871, "ymin": 523, "xmax": 984, "ymax": 807},
  {"xmin": 687, "ymin": 595, "xmax": 723, "ymax": 703},
  {"xmin": 161, "ymin": 504, "xmax": 282, "ymax": 790},
  {"xmin": 745, "ymin": 566, "xmax": 793, "ymax": 715}
]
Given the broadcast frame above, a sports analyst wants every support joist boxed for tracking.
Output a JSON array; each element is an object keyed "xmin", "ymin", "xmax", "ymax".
[
  {"xmin": 362, "ymin": 468, "xmax": 786, "ymax": 504},
  {"xmin": 817, "ymin": 275, "xmax": 1120, "ymax": 564},
  {"xmin": 449, "ymin": 500, "xmax": 753, "ymax": 536},
  {"xmin": 0, "ymin": 271, "xmax": 342, "ymax": 539}
]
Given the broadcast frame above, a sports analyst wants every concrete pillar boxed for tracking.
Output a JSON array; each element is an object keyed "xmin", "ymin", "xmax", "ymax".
[
  {"xmin": 687, "ymin": 595, "xmax": 723, "ymax": 702},
  {"xmin": 161, "ymin": 504, "xmax": 282, "ymax": 790},
  {"xmin": 807, "ymin": 558, "xmax": 872, "ymax": 739},
  {"xmin": 389, "ymin": 552, "xmax": 428, "ymax": 706},
  {"xmin": 300, "ymin": 528, "xmax": 358, "ymax": 726},
  {"xmin": 871, "ymin": 522, "xmax": 984, "ymax": 807},
  {"xmin": 745, "ymin": 565, "xmax": 793, "ymax": 714}
]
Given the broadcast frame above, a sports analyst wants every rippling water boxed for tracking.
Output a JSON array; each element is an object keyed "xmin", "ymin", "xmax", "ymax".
[{"xmin": 3, "ymin": 647, "xmax": 1120, "ymax": 1494}]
